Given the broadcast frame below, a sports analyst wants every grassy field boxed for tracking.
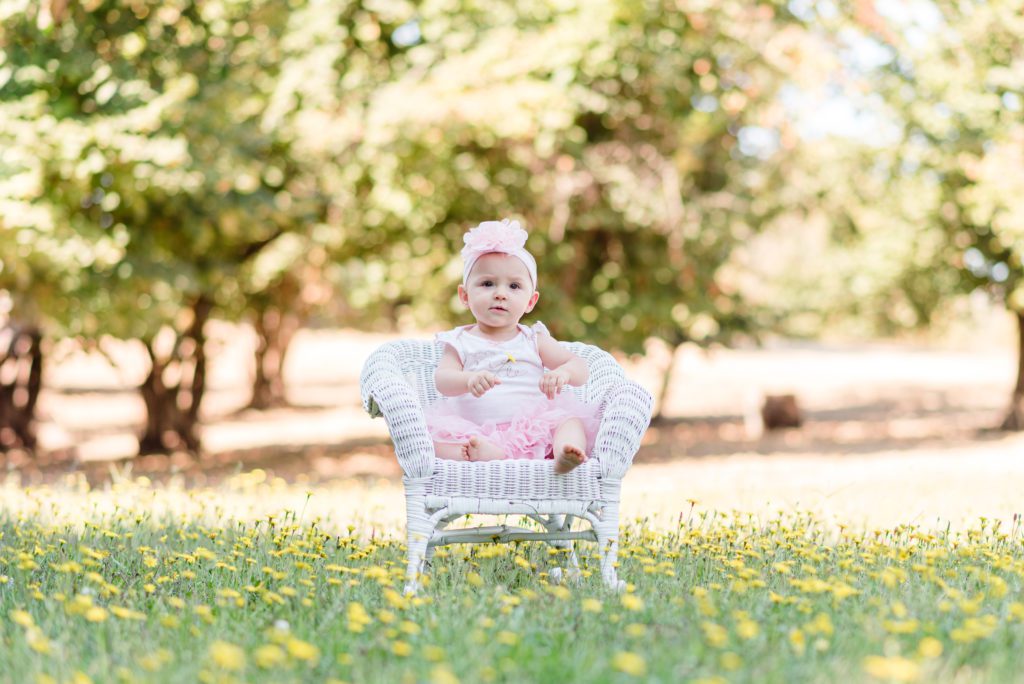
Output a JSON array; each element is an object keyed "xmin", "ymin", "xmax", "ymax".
[{"xmin": 3, "ymin": 479, "xmax": 1024, "ymax": 684}]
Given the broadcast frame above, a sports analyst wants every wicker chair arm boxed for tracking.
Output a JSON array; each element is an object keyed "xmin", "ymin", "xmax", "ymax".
[
  {"xmin": 359, "ymin": 345, "xmax": 434, "ymax": 479},
  {"xmin": 592, "ymin": 380, "xmax": 653, "ymax": 479}
]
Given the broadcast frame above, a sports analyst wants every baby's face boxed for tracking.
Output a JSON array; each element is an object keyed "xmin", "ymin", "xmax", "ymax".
[{"xmin": 459, "ymin": 253, "xmax": 539, "ymax": 329}]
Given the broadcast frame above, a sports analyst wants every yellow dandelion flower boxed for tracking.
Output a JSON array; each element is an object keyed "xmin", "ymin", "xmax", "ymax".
[
  {"xmin": 26, "ymin": 628, "xmax": 52, "ymax": 655},
  {"xmin": 423, "ymin": 645, "xmax": 446, "ymax": 662},
  {"xmin": 918, "ymin": 637, "xmax": 943, "ymax": 659},
  {"xmin": 789, "ymin": 628, "xmax": 806, "ymax": 655},
  {"xmin": 809, "ymin": 612, "xmax": 834, "ymax": 636},
  {"xmin": 70, "ymin": 673, "xmax": 92, "ymax": 684},
  {"xmin": 254, "ymin": 644, "xmax": 286, "ymax": 669},
  {"xmin": 720, "ymin": 652, "xmax": 742, "ymax": 671},
  {"xmin": 625, "ymin": 623, "xmax": 646, "ymax": 637},
  {"xmin": 883, "ymin": 619, "xmax": 920, "ymax": 635},
  {"xmin": 286, "ymin": 637, "xmax": 320, "ymax": 662},
  {"xmin": 400, "ymin": 620, "xmax": 421, "ymax": 635},
  {"xmin": 111, "ymin": 606, "xmax": 146, "ymax": 621},
  {"xmin": 620, "ymin": 594, "xmax": 644, "ymax": 612},
  {"xmin": 84, "ymin": 607, "xmax": 109, "ymax": 623},
  {"xmin": 497, "ymin": 631, "xmax": 518, "ymax": 646},
  {"xmin": 208, "ymin": 640, "xmax": 246, "ymax": 671},
  {"xmin": 863, "ymin": 655, "xmax": 920, "ymax": 682},
  {"xmin": 138, "ymin": 649, "xmax": 173, "ymax": 672},
  {"xmin": 10, "ymin": 609, "xmax": 34, "ymax": 628},
  {"xmin": 383, "ymin": 588, "xmax": 409, "ymax": 610},
  {"xmin": 737, "ymin": 619, "xmax": 760, "ymax": 640},
  {"xmin": 701, "ymin": 622, "xmax": 728, "ymax": 648},
  {"xmin": 611, "ymin": 651, "xmax": 647, "ymax": 677},
  {"xmin": 581, "ymin": 598, "xmax": 602, "ymax": 613},
  {"xmin": 431, "ymin": 665, "xmax": 460, "ymax": 684},
  {"xmin": 392, "ymin": 640, "xmax": 413, "ymax": 657},
  {"xmin": 547, "ymin": 585, "xmax": 570, "ymax": 601},
  {"xmin": 346, "ymin": 602, "xmax": 372, "ymax": 632}
]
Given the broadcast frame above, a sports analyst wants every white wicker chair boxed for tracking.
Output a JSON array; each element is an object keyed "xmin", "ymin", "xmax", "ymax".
[{"xmin": 359, "ymin": 338, "xmax": 653, "ymax": 594}]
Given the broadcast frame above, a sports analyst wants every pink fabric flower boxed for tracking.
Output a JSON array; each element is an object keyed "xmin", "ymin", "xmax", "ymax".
[
  {"xmin": 460, "ymin": 218, "xmax": 538, "ymax": 286},
  {"xmin": 461, "ymin": 219, "xmax": 528, "ymax": 258}
]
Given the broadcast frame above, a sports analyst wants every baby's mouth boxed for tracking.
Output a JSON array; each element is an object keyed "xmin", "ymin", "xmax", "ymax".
[{"xmin": 489, "ymin": 306, "xmax": 507, "ymax": 312}]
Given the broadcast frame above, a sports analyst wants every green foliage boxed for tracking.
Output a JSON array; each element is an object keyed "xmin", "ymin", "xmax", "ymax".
[
  {"xmin": 0, "ymin": 0, "xmax": 319, "ymax": 341},
  {"xmin": 13, "ymin": 0, "xmax": 1021, "ymax": 361},
  {"xmin": 786, "ymin": 1, "xmax": 1024, "ymax": 336}
]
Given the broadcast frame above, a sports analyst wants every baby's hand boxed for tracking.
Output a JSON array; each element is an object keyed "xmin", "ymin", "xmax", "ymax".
[
  {"xmin": 539, "ymin": 368, "xmax": 570, "ymax": 400},
  {"xmin": 467, "ymin": 371, "xmax": 501, "ymax": 397}
]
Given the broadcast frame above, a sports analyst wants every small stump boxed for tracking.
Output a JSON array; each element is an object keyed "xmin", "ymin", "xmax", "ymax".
[{"xmin": 761, "ymin": 394, "xmax": 803, "ymax": 430}]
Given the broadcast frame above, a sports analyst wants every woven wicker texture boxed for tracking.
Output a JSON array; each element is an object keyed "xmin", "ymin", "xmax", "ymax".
[{"xmin": 429, "ymin": 458, "xmax": 602, "ymax": 500}]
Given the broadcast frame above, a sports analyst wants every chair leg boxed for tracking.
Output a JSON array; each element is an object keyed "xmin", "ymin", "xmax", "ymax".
[
  {"xmin": 543, "ymin": 515, "xmax": 583, "ymax": 586},
  {"xmin": 566, "ymin": 544, "xmax": 582, "ymax": 580},
  {"xmin": 596, "ymin": 480, "xmax": 626, "ymax": 592},
  {"xmin": 402, "ymin": 476, "xmax": 434, "ymax": 595}
]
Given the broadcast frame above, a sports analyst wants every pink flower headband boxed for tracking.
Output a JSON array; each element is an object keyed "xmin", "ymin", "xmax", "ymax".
[{"xmin": 461, "ymin": 219, "xmax": 538, "ymax": 288}]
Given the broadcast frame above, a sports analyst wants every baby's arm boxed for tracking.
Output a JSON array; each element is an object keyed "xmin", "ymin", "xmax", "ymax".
[
  {"xmin": 434, "ymin": 344, "xmax": 501, "ymax": 397},
  {"xmin": 537, "ymin": 331, "xmax": 588, "ymax": 399}
]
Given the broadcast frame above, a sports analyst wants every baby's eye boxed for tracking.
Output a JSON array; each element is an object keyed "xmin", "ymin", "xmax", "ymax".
[
  {"xmin": 481, "ymin": 280, "xmax": 494, "ymax": 287},
  {"xmin": 510, "ymin": 283, "xmax": 521, "ymax": 290}
]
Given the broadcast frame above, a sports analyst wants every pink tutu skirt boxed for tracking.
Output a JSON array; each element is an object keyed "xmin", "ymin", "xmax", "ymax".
[{"xmin": 425, "ymin": 394, "xmax": 603, "ymax": 461}]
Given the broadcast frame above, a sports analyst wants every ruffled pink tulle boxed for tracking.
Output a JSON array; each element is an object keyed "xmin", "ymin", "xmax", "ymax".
[{"xmin": 425, "ymin": 394, "xmax": 602, "ymax": 460}]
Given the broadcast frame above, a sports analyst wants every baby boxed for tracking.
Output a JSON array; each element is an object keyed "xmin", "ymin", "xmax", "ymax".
[{"xmin": 425, "ymin": 219, "xmax": 601, "ymax": 474}]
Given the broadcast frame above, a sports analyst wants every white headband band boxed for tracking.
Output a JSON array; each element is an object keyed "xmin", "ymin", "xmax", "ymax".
[{"xmin": 460, "ymin": 219, "xmax": 537, "ymax": 288}]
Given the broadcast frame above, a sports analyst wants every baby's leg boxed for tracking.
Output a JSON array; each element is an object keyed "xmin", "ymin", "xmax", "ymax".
[
  {"xmin": 434, "ymin": 441, "xmax": 468, "ymax": 461},
  {"xmin": 552, "ymin": 418, "xmax": 587, "ymax": 474}
]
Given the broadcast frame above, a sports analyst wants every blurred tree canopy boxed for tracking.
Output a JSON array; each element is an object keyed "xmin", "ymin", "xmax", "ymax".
[
  {"xmin": 335, "ymin": 0, "xmax": 820, "ymax": 352},
  {"xmin": 808, "ymin": 0, "xmax": 1024, "ymax": 427},
  {"xmin": 1, "ymin": 0, "xmax": 322, "ymax": 450},
  {"xmin": 3, "ymin": 0, "xmax": 1024, "ymax": 452}
]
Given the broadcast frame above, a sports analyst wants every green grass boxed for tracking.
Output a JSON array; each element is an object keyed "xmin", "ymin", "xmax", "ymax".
[{"xmin": 2, "ymin": 485, "xmax": 1024, "ymax": 684}]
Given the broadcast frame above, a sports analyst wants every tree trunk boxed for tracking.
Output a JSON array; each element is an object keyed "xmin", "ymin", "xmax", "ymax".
[
  {"xmin": 0, "ymin": 325, "xmax": 43, "ymax": 451},
  {"xmin": 137, "ymin": 296, "xmax": 212, "ymax": 454},
  {"xmin": 1000, "ymin": 310, "xmax": 1024, "ymax": 431},
  {"xmin": 652, "ymin": 342, "xmax": 680, "ymax": 424},
  {"xmin": 138, "ymin": 347, "xmax": 171, "ymax": 454},
  {"xmin": 174, "ymin": 296, "xmax": 211, "ymax": 451},
  {"xmin": 248, "ymin": 305, "xmax": 298, "ymax": 410}
]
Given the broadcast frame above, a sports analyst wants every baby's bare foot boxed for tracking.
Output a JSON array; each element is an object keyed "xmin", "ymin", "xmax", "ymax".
[
  {"xmin": 554, "ymin": 444, "xmax": 586, "ymax": 474},
  {"xmin": 466, "ymin": 436, "xmax": 504, "ymax": 461}
]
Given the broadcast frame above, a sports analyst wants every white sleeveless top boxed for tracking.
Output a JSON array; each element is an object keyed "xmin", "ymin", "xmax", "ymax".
[{"xmin": 434, "ymin": 321, "xmax": 550, "ymax": 425}]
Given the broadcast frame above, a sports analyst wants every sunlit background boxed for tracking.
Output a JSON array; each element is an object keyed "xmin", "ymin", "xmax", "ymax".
[
  {"xmin": 6, "ymin": 3, "xmax": 1024, "ymax": 683},
  {"xmin": 1, "ymin": 0, "xmax": 1023, "ymax": 527}
]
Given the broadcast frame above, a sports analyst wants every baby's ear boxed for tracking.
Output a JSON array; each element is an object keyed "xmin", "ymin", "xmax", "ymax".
[
  {"xmin": 526, "ymin": 290, "xmax": 540, "ymax": 312},
  {"xmin": 457, "ymin": 284, "xmax": 469, "ymax": 306}
]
